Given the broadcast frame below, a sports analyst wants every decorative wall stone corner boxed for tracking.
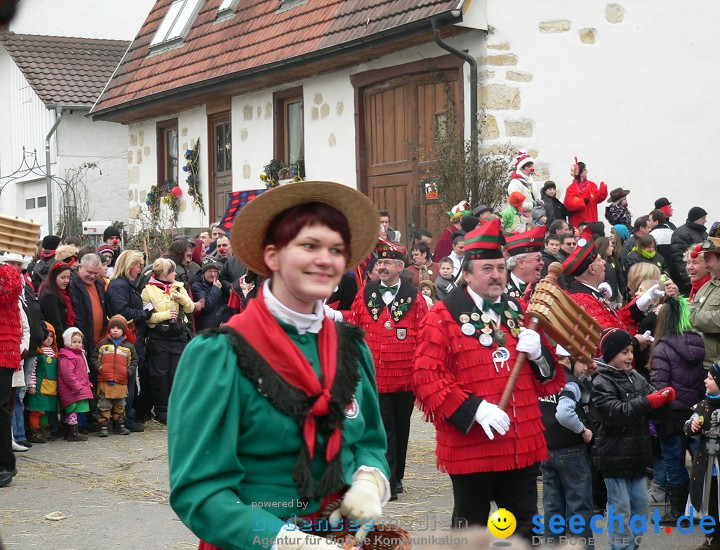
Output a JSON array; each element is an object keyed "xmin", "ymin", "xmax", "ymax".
[
  {"xmin": 320, "ymin": 104, "xmax": 330, "ymax": 118},
  {"xmin": 336, "ymin": 101, "xmax": 344, "ymax": 116},
  {"xmin": 538, "ymin": 20, "xmax": 571, "ymax": 34},
  {"xmin": 534, "ymin": 164, "xmax": 551, "ymax": 181},
  {"xmin": 506, "ymin": 71, "xmax": 533, "ymax": 83},
  {"xmin": 314, "ymin": 93, "xmax": 323, "ymax": 105},
  {"xmin": 242, "ymin": 164, "xmax": 251, "ymax": 179},
  {"xmin": 479, "ymin": 70, "xmax": 496, "ymax": 81},
  {"xmin": 256, "ymin": 106, "xmax": 262, "ymax": 118},
  {"xmin": 243, "ymin": 105, "xmax": 253, "ymax": 120},
  {"xmin": 136, "ymin": 150, "xmax": 142, "ymax": 164},
  {"xmin": 143, "ymin": 146, "xmax": 151, "ymax": 157},
  {"xmin": 505, "ymin": 120, "xmax": 533, "ymax": 138},
  {"xmin": 311, "ymin": 107, "xmax": 319, "ymax": 120},
  {"xmin": 240, "ymin": 128, "xmax": 248, "ymax": 141},
  {"xmin": 487, "ymin": 54, "xmax": 518, "ymax": 66},
  {"xmin": 265, "ymin": 102, "xmax": 272, "ymax": 119},
  {"xmin": 139, "ymin": 130, "xmax": 144, "ymax": 146},
  {"xmin": 129, "ymin": 134, "xmax": 138, "ymax": 146},
  {"xmin": 328, "ymin": 133, "xmax": 336, "ymax": 147},
  {"xmin": 481, "ymin": 115, "xmax": 500, "ymax": 139},
  {"xmin": 605, "ymin": 4, "xmax": 625, "ymax": 24},
  {"xmin": 579, "ymin": 28, "xmax": 597, "ymax": 44},
  {"xmin": 480, "ymin": 84, "xmax": 521, "ymax": 110},
  {"xmin": 488, "ymin": 43, "xmax": 510, "ymax": 50}
]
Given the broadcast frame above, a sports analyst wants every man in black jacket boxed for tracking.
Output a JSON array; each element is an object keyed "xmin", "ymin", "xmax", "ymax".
[
  {"xmin": 68, "ymin": 254, "xmax": 107, "ymax": 385},
  {"xmin": 670, "ymin": 207, "xmax": 708, "ymax": 295}
]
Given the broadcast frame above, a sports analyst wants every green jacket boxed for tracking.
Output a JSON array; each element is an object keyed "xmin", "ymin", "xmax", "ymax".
[
  {"xmin": 690, "ymin": 277, "xmax": 720, "ymax": 368},
  {"xmin": 168, "ymin": 322, "xmax": 389, "ymax": 550}
]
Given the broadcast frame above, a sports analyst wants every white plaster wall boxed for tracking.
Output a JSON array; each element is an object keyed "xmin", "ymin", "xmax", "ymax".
[
  {"xmin": 10, "ymin": 0, "xmax": 155, "ymax": 40},
  {"xmin": 127, "ymin": 107, "xmax": 210, "ymax": 233},
  {"xmin": 55, "ymin": 112, "xmax": 129, "ymax": 226},
  {"xmin": 485, "ymin": 0, "xmax": 720, "ymax": 226}
]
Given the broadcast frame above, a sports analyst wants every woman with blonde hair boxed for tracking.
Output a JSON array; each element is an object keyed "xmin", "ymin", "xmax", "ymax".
[
  {"xmin": 106, "ymin": 249, "xmax": 148, "ymax": 431},
  {"xmin": 626, "ymin": 262, "xmax": 662, "ymax": 299},
  {"xmin": 684, "ymin": 244, "xmax": 710, "ymax": 300},
  {"xmin": 141, "ymin": 258, "xmax": 194, "ymax": 424}
]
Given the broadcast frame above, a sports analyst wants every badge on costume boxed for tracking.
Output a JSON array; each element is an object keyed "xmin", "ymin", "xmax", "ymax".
[
  {"xmin": 492, "ymin": 347, "xmax": 510, "ymax": 372},
  {"xmin": 495, "ymin": 329, "xmax": 507, "ymax": 346},
  {"xmin": 470, "ymin": 312, "xmax": 480, "ymax": 322},
  {"xmin": 345, "ymin": 396, "xmax": 359, "ymax": 419},
  {"xmin": 479, "ymin": 333, "xmax": 493, "ymax": 347},
  {"xmin": 508, "ymin": 301, "xmax": 518, "ymax": 312},
  {"xmin": 384, "ymin": 320, "xmax": 393, "ymax": 330},
  {"xmin": 396, "ymin": 328, "xmax": 407, "ymax": 340},
  {"xmin": 459, "ymin": 314, "xmax": 470, "ymax": 323},
  {"xmin": 461, "ymin": 323, "xmax": 475, "ymax": 336}
]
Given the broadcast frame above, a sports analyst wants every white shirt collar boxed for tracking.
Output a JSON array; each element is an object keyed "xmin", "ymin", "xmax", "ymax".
[
  {"xmin": 263, "ymin": 280, "xmax": 325, "ymax": 335},
  {"xmin": 466, "ymin": 286, "xmax": 502, "ymax": 323},
  {"xmin": 380, "ymin": 279, "xmax": 401, "ymax": 305},
  {"xmin": 510, "ymin": 272, "xmax": 526, "ymax": 289}
]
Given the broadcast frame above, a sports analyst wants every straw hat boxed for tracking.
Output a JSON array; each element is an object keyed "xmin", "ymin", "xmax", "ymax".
[{"xmin": 231, "ymin": 181, "xmax": 379, "ymax": 277}]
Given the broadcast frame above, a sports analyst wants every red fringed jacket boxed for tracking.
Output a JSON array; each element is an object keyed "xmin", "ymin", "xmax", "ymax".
[
  {"xmin": 350, "ymin": 280, "xmax": 428, "ymax": 393},
  {"xmin": 413, "ymin": 289, "xmax": 564, "ymax": 474}
]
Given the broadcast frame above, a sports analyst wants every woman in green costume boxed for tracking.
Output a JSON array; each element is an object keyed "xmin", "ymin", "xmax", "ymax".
[{"xmin": 168, "ymin": 181, "xmax": 390, "ymax": 550}]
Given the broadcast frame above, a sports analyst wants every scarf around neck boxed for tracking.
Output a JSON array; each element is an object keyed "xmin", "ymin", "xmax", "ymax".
[
  {"xmin": 147, "ymin": 276, "xmax": 174, "ymax": 294},
  {"xmin": 691, "ymin": 274, "xmax": 711, "ymax": 300},
  {"xmin": 226, "ymin": 284, "xmax": 341, "ymax": 464}
]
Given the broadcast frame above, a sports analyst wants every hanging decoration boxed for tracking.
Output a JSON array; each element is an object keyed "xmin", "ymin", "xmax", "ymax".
[
  {"xmin": 183, "ymin": 139, "xmax": 205, "ymax": 214},
  {"xmin": 259, "ymin": 159, "xmax": 305, "ymax": 189},
  {"xmin": 161, "ymin": 181, "xmax": 181, "ymax": 223}
]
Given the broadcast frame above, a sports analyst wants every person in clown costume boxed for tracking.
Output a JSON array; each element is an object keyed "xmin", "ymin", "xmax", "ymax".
[
  {"xmin": 508, "ymin": 151, "xmax": 539, "ymax": 211},
  {"xmin": 168, "ymin": 181, "xmax": 390, "ymax": 550},
  {"xmin": 413, "ymin": 218, "xmax": 565, "ymax": 541}
]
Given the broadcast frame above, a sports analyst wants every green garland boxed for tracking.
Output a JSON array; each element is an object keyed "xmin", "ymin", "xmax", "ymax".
[{"xmin": 183, "ymin": 139, "xmax": 205, "ymax": 214}]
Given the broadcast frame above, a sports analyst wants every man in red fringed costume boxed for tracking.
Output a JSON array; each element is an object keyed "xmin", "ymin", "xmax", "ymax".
[
  {"xmin": 413, "ymin": 219, "xmax": 564, "ymax": 540},
  {"xmin": 350, "ymin": 240, "xmax": 427, "ymax": 501}
]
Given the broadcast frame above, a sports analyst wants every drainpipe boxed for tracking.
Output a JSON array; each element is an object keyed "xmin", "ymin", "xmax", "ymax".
[
  {"xmin": 431, "ymin": 16, "xmax": 479, "ymax": 192},
  {"xmin": 45, "ymin": 107, "xmax": 63, "ymax": 233}
]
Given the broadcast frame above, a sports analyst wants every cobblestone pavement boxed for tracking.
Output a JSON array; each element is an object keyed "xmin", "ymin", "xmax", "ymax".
[{"xmin": 0, "ymin": 413, "xmax": 710, "ymax": 549}]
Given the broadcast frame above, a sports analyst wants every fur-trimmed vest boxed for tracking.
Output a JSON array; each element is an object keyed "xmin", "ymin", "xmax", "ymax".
[
  {"xmin": 349, "ymin": 280, "xmax": 428, "ymax": 393},
  {"xmin": 413, "ymin": 289, "xmax": 564, "ymax": 474}
]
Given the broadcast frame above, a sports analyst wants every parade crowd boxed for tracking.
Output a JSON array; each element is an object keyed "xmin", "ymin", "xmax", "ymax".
[{"xmin": 0, "ymin": 154, "xmax": 719, "ymax": 550}]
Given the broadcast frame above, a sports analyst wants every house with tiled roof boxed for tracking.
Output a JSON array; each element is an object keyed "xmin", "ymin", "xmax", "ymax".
[
  {"xmin": 0, "ymin": 0, "xmax": 154, "ymax": 235},
  {"xmin": 92, "ymin": 0, "xmax": 720, "ymax": 238}
]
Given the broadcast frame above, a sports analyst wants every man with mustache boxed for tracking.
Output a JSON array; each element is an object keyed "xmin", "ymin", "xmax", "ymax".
[
  {"xmin": 504, "ymin": 226, "xmax": 546, "ymax": 307},
  {"xmin": 413, "ymin": 219, "xmax": 563, "ymax": 541},
  {"xmin": 350, "ymin": 240, "xmax": 428, "ymax": 501}
]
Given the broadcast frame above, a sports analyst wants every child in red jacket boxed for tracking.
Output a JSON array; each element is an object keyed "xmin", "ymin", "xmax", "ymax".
[
  {"xmin": 91, "ymin": 315, "xmax": 138, "ymax": 437},
  {"xmin": 58, "ymin": 328, "xmax": 93, "ymax": 442}
]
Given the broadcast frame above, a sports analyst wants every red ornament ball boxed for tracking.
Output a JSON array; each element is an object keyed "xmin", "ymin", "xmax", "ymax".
[{"xmin": 171, "ymin": 186, "xmax": 183, "ymax": 197}]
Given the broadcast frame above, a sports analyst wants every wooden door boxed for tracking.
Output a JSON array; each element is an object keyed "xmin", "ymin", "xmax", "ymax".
[
  {"xmin": 209, "ymin": 112, "xmax": 232, "ymax": 221},
  {"xmin": 362, "ymin": 70, "xmax": 462, "ymax": 244}
]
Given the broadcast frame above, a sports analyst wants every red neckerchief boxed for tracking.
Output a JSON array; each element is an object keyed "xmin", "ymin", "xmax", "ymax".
[
  {"xmin": 226, "ymin": 285, "xmax": 341, "ymax": 462},
  {"xmin": 41, "ymin": 250, "xmax": 56, "ymax": 259},
  {"xmin": 146, "ymin": 276, "xmax": 173, "ymax": 294},
  {"xmin": 691, "ymin": 274, "xmax": 711, "ymax": 300}
]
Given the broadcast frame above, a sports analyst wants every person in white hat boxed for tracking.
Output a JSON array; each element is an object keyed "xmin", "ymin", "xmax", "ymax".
[{"xmin": 508, "ymin": 151, "xmax": 539, "ymax": 211}]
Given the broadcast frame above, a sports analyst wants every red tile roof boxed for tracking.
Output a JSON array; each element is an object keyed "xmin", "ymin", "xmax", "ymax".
[
  {"xmin": 0, "ymin": 32, "xmax": 130, "ymax": 108},
  {"xmin": 91, "ymin": 0, "xmax": 465, "ymax": 118}
]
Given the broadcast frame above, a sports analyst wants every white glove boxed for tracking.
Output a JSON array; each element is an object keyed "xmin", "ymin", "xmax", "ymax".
[
  {"xmin": 323, "ymin": 304, "xmax": 344, "ymax": 322},
  {"xmin": 642, "ymin": 329, "xmax": 655, "ymax": 343},
  {"xmin": 636, "ymin": 283, "xmax": 665, "ymax": 312},
  {"xmin": 598, "ymin": 282, "xmax": 613, "ymax": 301},
  {"xmin": 276, "ymin": 528, "xmax": 342, "ymax": 550},
  {"xmin": 516, "ymin": 328, "xmax": 542, "ymax": 360},
  {"xmin": 474, "ymin": 400, "xmax": 510, "ymax": 440},
  {"xmin": 328, "ymin": 471, "xmax": 382, "ymax": 542}
]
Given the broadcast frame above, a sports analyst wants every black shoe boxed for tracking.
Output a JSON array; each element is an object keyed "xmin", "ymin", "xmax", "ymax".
[
  {"xmin": 17, "ymin": 440, "xmax": 32, "ymax": 448},
  {"xmin": 87, "ymin": 422, "xmax": 101, "ymax": 433},
  {"xmin": 389, "ymin": 491, "xmax": 398, "ymax": 502},
  {"xmin": 126, "ymin": 421, "xmax": 145, "ymax": 433},
  {"xmin": 0, "ymin": 470, "xmax": 14, "ymax": 487},
  {"xmin": 395, "ymin": 481, "xmax": 404, "ymax": 494}
]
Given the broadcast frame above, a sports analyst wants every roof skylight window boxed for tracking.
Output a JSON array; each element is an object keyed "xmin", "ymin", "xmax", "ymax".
[{"xmin": 150, "ymin": 0, "xmax": 205, "ymax": 47}]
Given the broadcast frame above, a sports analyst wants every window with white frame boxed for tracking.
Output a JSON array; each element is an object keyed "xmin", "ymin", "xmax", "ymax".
[
  {"xmin": 218, "ymin": 0, "xmax": 240, "ymax": 13},
  {"xmin": 150, "ymin": 0, "xmax": 205, "ymax": 47}
]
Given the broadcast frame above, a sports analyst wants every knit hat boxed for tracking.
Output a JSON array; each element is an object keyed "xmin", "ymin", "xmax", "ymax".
[
  {"xmin": 508, "ymin": 191, "xmax": 525, "ymax": 209},
  {"xmin": 42, "ymin": 234, "xmax": 61, "ymax": 251},
  {"xmin": 464, "ymin": 218, "xmax": 505, "ymax": 261},
  {"xmin": 97, "ymin": 244, "xmax": 114, "ymax": 257},
  {"xmin": 62, "ymin": 327, "xmax": 83, "ymax": 348},
  {"xmin": 200, "ymin": 257, "xmax": 221, "ymax": 273},
  {"xmin": 541, "ymin": 181, "xmax": 556, "ymax": 194},
  {"xmin": 688, "ymin": 207, "xmax": 708, "ymax": 223},
  {"xmin": 562, "ymin": 227, "xmax": 597, "ymax": 276},
  {"xmin": 600, "ymin": 328, "xmax": 633, "ymax": 363},
  {"xmin": 376, "ymin": 240, "xmax": 407, "ymax": 262},
  {"xmin": 710, "ymin": 362, "xmax": 720, "ymax": 388},
  {"xmin": 108, "ymin": 314, "xmax": 128, "ymax": 333},
  {"xmin": 103, "ymin": 226, "xmax": 121, "ymax": 241},
  {"xmin": 531, "ymin": 206, "xmax": 546, "ymax": 223},
  {"xmin": 654, "ymin": 197, "xmax": 671, "ymax": 209},
  {"xmin": 612, "ymin": 224, "xmax": 630, "ymax": 242},
  {"xmin": 460, "ymin": 216, "xmax": 480, "ymax": 233},
  {"xmin": 505, "ymin": 226, "xmax": 546, "ymax": 257},
  {"xmin": 473, "ymin": 204, "xmax": 491, "ymax": 217}
]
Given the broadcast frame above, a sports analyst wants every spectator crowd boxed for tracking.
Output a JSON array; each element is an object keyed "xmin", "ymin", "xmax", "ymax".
[{"xmin": 0, "ymin": 153, "xmax": 719, "ymax": 550}]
